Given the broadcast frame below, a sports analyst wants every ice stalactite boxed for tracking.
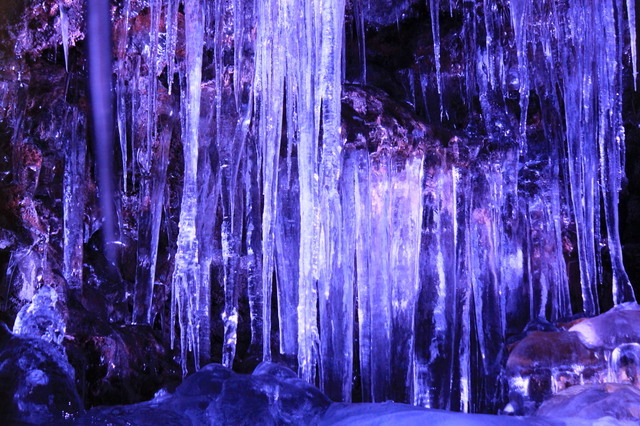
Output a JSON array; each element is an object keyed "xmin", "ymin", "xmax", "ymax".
[
  {"xmin": 316, "ymin": 0, "xmax": 350, "ymax": 401},
  {"xmin": 429, "ymin": 0, "xmax": 443, "ymax": 120},
  {"xmin": 62, "ymin": 107, "xmax": 85, "ymax": 290},
  {"xmin": 58, "ymin": 1, "xmax": 70, "ymax": 72},
  {"xmin": 115, "ymin": 0, "xmax": 131, "ymax": 194},
  {"xmin": 288, "ymin": 0, "xmax": 320, "ymax": 384},
  {"xmin": 171, "ymin": 0, "xmax": 205, "ymax": 374},
  {"xmin": 275, "ymin": 162, "xmax": 300, "ymax": 360},
  {"xmin": 627, "ymin": 0, "xmax": 638, "ymax": 90},
  {"xmin": 211, "ymin": 0, "xmax": 246, "ymax": 369},
  {"xmin": 351, "ymin": 0, "xmax": 367, "ymax": 83},
  {"xmin": 594, "ymin": 0, "xmax": 636, "ymax": 306},
  {"xmin": 254, "ymin": 0, "xmax": 286, "ymax": 363},
  {"xmin": 166, "ymin": 0, "xmax": 180, "ymax": 95},
  {"xmin": 132, "ymin": 122, "xmax": 172, "ymax": 325},
  {"xmin": 132, "ymin": 0, "xmax": 165, "ymax": 325}
]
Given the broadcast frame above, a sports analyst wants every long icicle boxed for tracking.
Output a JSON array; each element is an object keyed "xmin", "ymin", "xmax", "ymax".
[{"xmin": 171, "ymin": 0, "xmax": 205, "ymax": 375}]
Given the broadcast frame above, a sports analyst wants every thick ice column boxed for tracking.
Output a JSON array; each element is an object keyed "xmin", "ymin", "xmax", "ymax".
[
  {"xmin": 171, "ymin": 0, "xmax": 205, "ymax": 374},
  {"xmin": 365, "ymin": 153, "xmax": 392, "ymax": 402},
  {"xmin": 388, "ymin": 154, "xmax": 424, "ymax": 403},
  {"xmin": 275, "ymin": 162, "xmax": 300, "ymax": 360},
  {"xmin": 316, "ymin": 0, "xmax": 350, "ymax": 401},
  {"xmin": 288, "ymin": 0, "xmax": 320, "ymax": 383},
  {"xmin": 356, "ymin": 152, "xmax": 424, "ymax": 403},
  {"xmin": 414, "ymin": 152, "xmax": 457, "ymax": 409},
  {"xmin": 354, "ymin": 150, "xmax": 374, "ymax": 401}
]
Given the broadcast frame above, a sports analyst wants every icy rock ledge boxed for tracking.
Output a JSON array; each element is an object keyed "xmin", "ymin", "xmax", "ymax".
[{"xmin": 72, "ymin": 362, "xmax": 638, "ymax": 425}]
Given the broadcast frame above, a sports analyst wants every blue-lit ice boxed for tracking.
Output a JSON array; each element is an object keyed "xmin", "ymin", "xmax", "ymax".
[{"xmin": 12, "ymin": 285, "xmax": 65, "ymax": 346}]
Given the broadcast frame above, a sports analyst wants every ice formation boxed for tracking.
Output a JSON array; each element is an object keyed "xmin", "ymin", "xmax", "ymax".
[{"xmin": 46, "ymin": 0, "xmax": 640, "ymax": 412}]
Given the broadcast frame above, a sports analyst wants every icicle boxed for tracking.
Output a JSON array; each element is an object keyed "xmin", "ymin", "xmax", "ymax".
[
  {"xmin": 255, "ymin": 0, "xmax": 286, "ymax": 363},
  {"xmin": 132, "ymin": 0, "xmax": 162, "ymax": 326},
  {"xmin": 354, "ymin": 0, "xmax": 367, "ymax": 83},
  {"xmin": 171, "ymin": 0, "xmax": 205, "ymax": 374},
  {"xmin": 509, "ymin": 0, "xmax": 531, "ymax": 147},
  {"xmin": 430, "ymin": 0, "xmax": 443, "ymax": 120},
  {"xmin": 58, "ymin": 1, "xmax": 69, "ymax": 72},
  {"xmin": 63, "ymin": 108, "xmax": 85, "ymax": 290},
  {"xmin": 627, "ymin": 0, "xmax": 638, "ymax": 90},
  {"xmin": 293, "ymin": 0, "xmax": 320, "ymax": 384},
  {"xmin": 166, "ymin": 0, "xmax": 180, "ymax": 95},
  {"xmin": 245, "ymin": 137, "xmax": 264, "ymax": 355},
  {"xmin": 316, "ymin": 0, "xmax": 350, "ymax": 401},
  {"xmin": 132, "ymin": 126, "xmax": 172, "ymax": 325},
  {"xmin": 596, "ymin": 0, "xmax": 636, "ymax": 304}
]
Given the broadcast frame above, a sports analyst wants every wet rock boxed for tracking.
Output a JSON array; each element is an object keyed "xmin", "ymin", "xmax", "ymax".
[
  {"xmin": 341, "ymin": 83, "xmax": 453, "ymax": 155},
  {"xmin": 64, "ymin": 315, "xmax": 181, "ymax": 408},
  {"xmin": 506, "ymin": 331, "xmax": 599, "ymax": 373}
]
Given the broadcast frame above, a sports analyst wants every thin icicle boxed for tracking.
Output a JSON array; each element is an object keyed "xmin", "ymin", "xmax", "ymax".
[
  {"xmin": 430, "ymin": 0, "xmax": 443, "ymax": 119},
  {"xmin": 115, "ymin": 0, "xmax": 131, "ymax": 193},
  {"xmin": 166, "ymin": 0, "xmax": 180, "ymax": 95},
  {"xmin": 627, "ymin": 0, "xmax": 638, "ymax": 90},
  {"xmin": 354, "ymin": 0, "xmax": 367, "ymax": 83},
  {"xmin": 58, "ymin": 2, "xmax": 69, "ymax": 72}
]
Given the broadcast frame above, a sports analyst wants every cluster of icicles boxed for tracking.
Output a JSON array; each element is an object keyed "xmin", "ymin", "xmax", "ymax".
[{"xmin": 61, "ymin": 0, "xmax": 638, "ymax": 411}]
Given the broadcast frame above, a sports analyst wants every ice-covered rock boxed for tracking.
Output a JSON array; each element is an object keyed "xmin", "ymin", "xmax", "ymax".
[
  {"xmin": 13, "ymin": 285, "xmax": 65, "ymax": 346},
  {"xmin": 536, "ymin": 383, "xmax": 640, "ymax": 422},
  {"xmin": 569, "ymin": 304, "xmax": 640, "ymax": 350},
  {"xmin": 78, "ymin": 362, "xmax": 331, "ymax": 425},
  {"xmin": 610, "ymin": 343, "xmax": 640, "ymax": 385}
]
